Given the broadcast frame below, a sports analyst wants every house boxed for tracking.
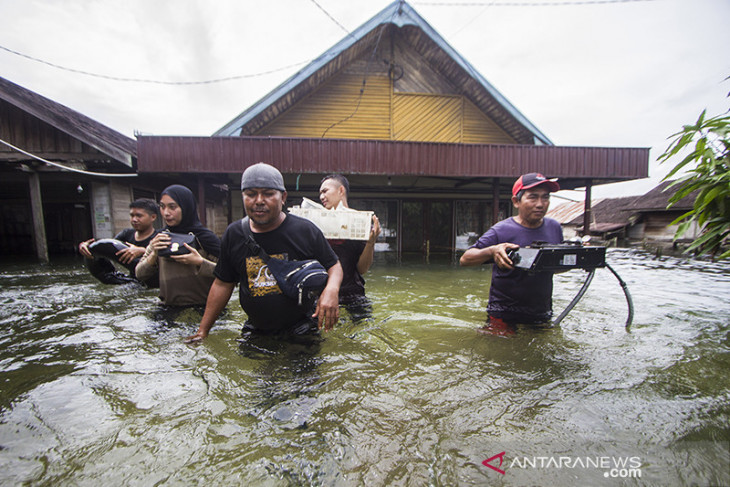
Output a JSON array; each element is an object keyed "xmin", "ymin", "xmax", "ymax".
[
  {"xmin": 2, "ymin": 0, "xmax": 649, "ymax": 260},
  {"xmin": 548, "ymin": 180, "xmax": 701, "ymax": 248},
  {"xmin": 137, "ymin": 0, "xmax": 649, "ymax": 256},
  {"xmin": 0, "ymin": 76, "xmax": 228, "ymax": 261},
  {"xmin": 625, "ymin": 180, "xmax": 701, "ymax": 245},
  {"xmin": 0, "ymin": 75, "xmax": 138, "ymax": 261}
]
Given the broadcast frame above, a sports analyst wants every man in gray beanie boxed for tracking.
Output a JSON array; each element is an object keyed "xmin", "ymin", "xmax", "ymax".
[{"xmin": 187, "ymin": 163, "xmax": 343, "ymax": 341}]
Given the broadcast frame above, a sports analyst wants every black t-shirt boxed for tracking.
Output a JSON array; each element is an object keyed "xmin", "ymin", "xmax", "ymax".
[
  {"xmin": 114, "ymin": 228, "xmax": 158, "ymax": 248},
  {"xmin": 113, "ymin": 228, "xmax": 158, "ymax": 271},
  {"xmin": 214, "ymin": 214, "xmax": 339, "ymax": 333},
  {"xmin": 113, "ymin": 228, "xmax": 159, "ymax": 286},
  {"xmin": 328, "ymin": 239, "xmax": 366, "ymax": 302}
]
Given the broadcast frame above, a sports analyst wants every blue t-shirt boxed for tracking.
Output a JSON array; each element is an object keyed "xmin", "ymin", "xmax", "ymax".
[{"xmin": 471, "ymin": 217, "xmax": 563, "ymax": 323}]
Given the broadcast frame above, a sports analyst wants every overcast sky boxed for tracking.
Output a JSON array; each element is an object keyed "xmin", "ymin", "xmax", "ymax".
[{"xmin": 1, "ymin": 0, "xmax": 728, "ymax": 198}]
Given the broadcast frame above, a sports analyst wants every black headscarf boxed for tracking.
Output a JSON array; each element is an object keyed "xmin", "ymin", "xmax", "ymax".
[{"xmin": 161, "ymin": 185, "xmax": 221, "ymax": 258}]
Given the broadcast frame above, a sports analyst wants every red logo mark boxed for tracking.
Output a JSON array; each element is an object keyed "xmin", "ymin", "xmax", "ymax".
[{"xmin": 483, "ymin": 451, "xmax": 506, "ymax": 475}]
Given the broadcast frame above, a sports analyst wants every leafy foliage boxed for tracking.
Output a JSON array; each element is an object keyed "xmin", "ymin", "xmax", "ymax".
[{"xmin": 658, "ymin": 106, "xmax": 730, "ymax": 259}]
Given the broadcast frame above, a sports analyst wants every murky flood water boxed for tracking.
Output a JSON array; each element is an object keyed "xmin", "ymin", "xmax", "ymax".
[{"xmin": 1, "ymin": 249, "xmax": 728, "ymax": 486}]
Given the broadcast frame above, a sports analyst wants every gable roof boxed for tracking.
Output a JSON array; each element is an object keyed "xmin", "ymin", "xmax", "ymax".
[
  {"xmin": 215, "ymin": 0, "xmax": 552, "ymax": 145},
  {"xmin": 629, "ymin": 179, "xmax": 699, "ymax": 211},
  {"xmin": 566, "ymin": 196, "xmax": 639, "ymax": 227},
  {"xmin": 0, "ymin": 76, "xmax": 136, "ymax": 167},
  {"xmin": 555, "ymin": 180, "xmax": 699, "ymax": 232}
]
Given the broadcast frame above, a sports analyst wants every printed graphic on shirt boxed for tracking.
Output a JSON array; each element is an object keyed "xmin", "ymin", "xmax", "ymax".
[{"xmin": 245, "ymin": 253, "xmax": 286, "ymax": 297}]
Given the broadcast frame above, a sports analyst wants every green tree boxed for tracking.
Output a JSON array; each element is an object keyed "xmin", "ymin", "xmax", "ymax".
[{"xmin": 658, "ymin": 105, "xmax": 730, "ymax": 260}]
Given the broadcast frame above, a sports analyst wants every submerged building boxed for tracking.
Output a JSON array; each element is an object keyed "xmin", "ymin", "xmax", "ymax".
[
  {"xmin": 138, "ymin": 0, "xmax": 648, "ymax": 256},
  {"xmin": 1, "ymin": 0, "xmax": 648, "ymax": 260},
  {"xmin": 0, "ymin": 76, "xmax": 229, "ymax": 261}
]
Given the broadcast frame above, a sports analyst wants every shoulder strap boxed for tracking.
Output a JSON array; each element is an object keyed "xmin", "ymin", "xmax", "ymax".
[{"xmin": 240, "ymin": 217, "xmax": 270, "ymax": 262}]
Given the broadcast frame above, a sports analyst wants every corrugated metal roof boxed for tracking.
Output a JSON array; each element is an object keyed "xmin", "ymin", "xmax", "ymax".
[
  {"xmin": 564, "ymin": 196, "xmax": 639, "ymax": 226},
  {"xmin": 214, "ymin": 0, "xmax": 552, "ymax": 145},
  {"xmin": 0, "ymin": 76, "xmax": 136, "ymax": 167},
  {"xmin": 547, "ymin": 200, "xmax": 591, "ymax": 224},
  {"xmin": 137, "ymin": 135, "xmax": 649, "ymax": 189}
]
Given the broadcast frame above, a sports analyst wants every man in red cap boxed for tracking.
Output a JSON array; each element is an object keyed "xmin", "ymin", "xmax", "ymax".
[{"xmin": 460, "ymin": 173, "xmax": 563, "ymax": 334}]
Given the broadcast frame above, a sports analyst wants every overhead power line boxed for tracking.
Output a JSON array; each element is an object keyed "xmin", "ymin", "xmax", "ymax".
[
  {"xmin": 0, "ymin": 44, "xmax": 309, "ymax": 85},
  {"xmin": 0, "ymin": 138, "xmax": 137, "ymax": 177},
  {"xmin": 308, "ymin": 0, "xmax": 352, "ymax": 35},
  {"xmin": 416, "ymin": 0, "xmax": 656, "ymax": 6}
]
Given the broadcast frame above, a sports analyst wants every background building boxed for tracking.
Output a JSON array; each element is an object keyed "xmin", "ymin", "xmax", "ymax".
[{"xmin": 138, "ymin": 1, "xmax": 648, "ymax": 257}]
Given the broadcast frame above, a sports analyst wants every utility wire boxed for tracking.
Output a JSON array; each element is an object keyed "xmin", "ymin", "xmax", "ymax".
[
  {"xmin": 308, "ymin": 0, "xmax": 353, "ymax": 36},
  {"xmin": 0, "ymin": 44, "xmax": 309, "ymax": 85},
  {"xmin": 0, "ymin": 138, "xmax": 137, "ymax": 177},
  {"xmin": 416, "ymin": 0, "xmax": 656, "ymax": 6},
  {"xmin": 320, "ymin": 7, "xmax": 397, "ymax": 138}
]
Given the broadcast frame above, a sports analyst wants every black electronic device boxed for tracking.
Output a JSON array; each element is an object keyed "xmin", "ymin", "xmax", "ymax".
[
  {"xmin": 508, "ymin": 242, "xmax": 606, "ymax": 272},
  {"xmin": 505, "ymin": 240, "xmax": 633, "ymax": 329}
]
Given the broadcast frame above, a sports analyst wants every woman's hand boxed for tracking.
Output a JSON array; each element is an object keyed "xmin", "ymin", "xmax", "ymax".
[
  {"xmin": 147, "ymin": 233, "xmax": 171, "ymax": 255},
  {"xmin": 171, "ymin": 243, "xmax": 204, "ymax": 266}
]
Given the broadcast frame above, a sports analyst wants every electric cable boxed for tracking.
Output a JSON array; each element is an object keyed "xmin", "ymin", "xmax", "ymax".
[
  {"xmin": 552, "ymin": 269, "xmax": 595, "ymax": 326},
  {"xmin": 308, "ymin": 0, "xmax": 354, "ymax": 37},
  {"xmin": 321, "ymin": 6, "xmax": 397, "ymax": 137},
  {"xmin": 606, "ymin": 262, "xmax": 634, "ymax": 329},
  {"xmin": 0, "ymin": 44, "xmax": 310, "ymax": 85},
  {"xmin": 416, "ymin": 0, "xmax": 657, "ymax": 7},
  {"xmin": 0, "ymin": 137, "xmax": 137, "ymax": 178}
]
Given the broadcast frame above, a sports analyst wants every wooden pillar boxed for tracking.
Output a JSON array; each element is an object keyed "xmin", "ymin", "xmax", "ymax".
[
  {"xmin": 583, "ymin": 179, "xmax": 593, "ymax": 237},
  {"xmin": 396, "ymin": 199, "xmax": 403, "ymax": 259},
  {"xmin": 197, "ymin": 177, "xmax": 206, "ymax": 226},
  {"xmin": 28, "ymin": 172, "xmax": 49, "ymax": 262},
  {"xmin": 492, "ymin": 177, "xmax": 500, "ymax": 226}
]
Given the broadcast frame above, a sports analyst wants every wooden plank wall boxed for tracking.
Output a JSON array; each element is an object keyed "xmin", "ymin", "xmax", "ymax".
[
  {"xmin": 0, "ymin": 99, "xmax": 103, "ymax": 160},
  {"xmin": 462, "ymin": 99, "xmax": 514, "ymax": 144},
  {"xmin": 254, "ymin": 39, "xmax": 518, "ymax": 145},
  {"xmin": 111, "ymin": 181, "xmax": 133, "ymax": 236},
  {"xmin": 257, "ymin": 65, "xmax": 392, "ymax": 140},
  {"xmin": 392, "ymin": 94, "xmax": 461, "ymax": 142}
]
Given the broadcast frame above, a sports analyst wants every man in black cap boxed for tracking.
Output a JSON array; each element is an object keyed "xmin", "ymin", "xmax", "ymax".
[
  {"xmin": 186, "ymin": 163, "xmax": 343, "ymax": 341},
  {"xmin": 460, "ymin": 173, "xmax": 563, "ymax": 334}
]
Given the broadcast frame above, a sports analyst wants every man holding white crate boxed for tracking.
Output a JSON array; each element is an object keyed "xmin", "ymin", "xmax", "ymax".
[{"xmin": 319, "ymin": 174, "xmax": 381, "ymax": 319}]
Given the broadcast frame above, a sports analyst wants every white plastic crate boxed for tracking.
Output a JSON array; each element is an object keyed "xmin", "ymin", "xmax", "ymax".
[{"xmin": 289, "ymin": 198, "xmax": 373, "ymax": 241}]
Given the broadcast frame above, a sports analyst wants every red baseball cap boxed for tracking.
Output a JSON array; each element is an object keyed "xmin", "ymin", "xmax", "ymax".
[{"xmin": 512, "ymin": 173, "xmax": 560, "ymax": 197}]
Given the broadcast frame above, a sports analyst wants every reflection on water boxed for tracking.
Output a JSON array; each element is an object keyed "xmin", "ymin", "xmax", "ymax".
[{"xmin": 0, "ymin": 249, "xmax": 729, "ymax": 485}]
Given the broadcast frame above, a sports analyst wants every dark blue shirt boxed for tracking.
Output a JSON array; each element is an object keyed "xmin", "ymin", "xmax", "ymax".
[{"xmin": 471, "ymin": 217, "xmax": 563, "ymax": 323}]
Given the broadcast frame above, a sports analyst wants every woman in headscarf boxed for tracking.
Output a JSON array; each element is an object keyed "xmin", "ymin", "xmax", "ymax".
[{"xmin": 136, "ymin": 185, "xmax": 221, "ymax": 307}]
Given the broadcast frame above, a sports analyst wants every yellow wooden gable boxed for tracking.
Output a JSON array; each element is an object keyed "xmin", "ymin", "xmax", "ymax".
[{"xmin": 254, "ymin": 43, "xmax": 515, "ymax": 145}]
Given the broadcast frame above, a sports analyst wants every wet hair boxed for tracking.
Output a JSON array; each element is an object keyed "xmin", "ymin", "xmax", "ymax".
[
  {"xmin": 130, "ymin": 198, "xmax": 159, "ymax": 216},
  {"xmin": 321, "ymin": 174, "xmax": 350, "ymax": 198}
]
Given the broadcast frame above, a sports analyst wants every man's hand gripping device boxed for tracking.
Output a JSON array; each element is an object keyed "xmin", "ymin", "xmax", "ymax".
[{"xmin": 507, "ymin": 240, "xmax": 633, "ymax": 328}]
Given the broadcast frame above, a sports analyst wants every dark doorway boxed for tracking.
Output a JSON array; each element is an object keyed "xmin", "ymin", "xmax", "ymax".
[
  {"xmin": 401, "ymin": 200, "xmax": 453, "ymax": 255},
  {"xmin": 44, "ymin": 202, "xmax": 92, "ymax": 255}
]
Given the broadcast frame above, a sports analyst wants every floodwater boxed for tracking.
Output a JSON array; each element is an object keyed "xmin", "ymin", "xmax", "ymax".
[{"xmin": 0, "ymin": 249, "xmax": 728, "ymax": 486}]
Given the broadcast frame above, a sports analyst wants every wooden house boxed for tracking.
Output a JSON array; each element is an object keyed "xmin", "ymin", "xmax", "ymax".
[
  {"xmin": 625, "ymin": 180, "xmax": 701, "ymax": 245},
  {"xmin": 548, "ymin": 180, "xmax": 702, "ymax": 247},
  {"xmin": 137, "ymin": 0, "xmax": 649, "ymax": 256},
  {"xmin": 0, "ymin": 76, "xmax": 228, "ymax": 261}
]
